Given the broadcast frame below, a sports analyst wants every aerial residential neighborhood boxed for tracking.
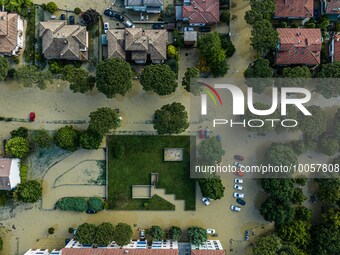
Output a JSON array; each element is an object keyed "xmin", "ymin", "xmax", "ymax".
[{"xmin": 0, "ymin": 0, "xmax": 339, "ymax": 255}]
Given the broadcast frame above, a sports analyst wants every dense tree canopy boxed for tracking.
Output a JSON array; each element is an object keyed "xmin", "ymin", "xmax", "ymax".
[
  {"xmin": 62, "ymin": 65, "xmax": 95, "ymax": 93},
  {"xmin": 87, "ymin": 197, "xmax": 104, "ymax": 211},
  {"xmin": 150, "ymin": 226, "xmax": 164, "ymax": 241},
  {"xmin": 279, "ymin": 220, "xmax": 311, "ymax": 249},
  {"xmin": 76, "ymin": 223, "xmax": 96, "ymax": 244},
  {"xmin": 56, "ymin": 197, "xmax": 88, "ymax": 212},
  {"xmin": 94, "ymin": 222, "xmax": 115, "ymax": 246},
  {"xmin": 298, "ymin": 106, "xmax": 326, "ymax": 139},
  {"xmin": 10, "ymin": 127, "xmax": 28, "ymax": 139},
  {"xmin": 182, "ymin": 67, "xmax": 199, "ymax": 93},
  {"xmin": 261, "ymin": 178, "xmax": 295, "ymax": 201},
  {"xmin": 245, "ymin": 0, "xmax": 275, "ymax": 24},
  {"xmin": 0, "ymin": 0, "xmax": 33, "ymax": 16},
  {"xmin": 88, "ymin": 107, "xmax": 121, "ymax": 135},
  {"xmin": 253, "ymin": 235, "xmax": 282, "ymax": 255},
  {"xmin": 5, "ymin": 136, "xmax": 30, "ymax": 158},
  {"xmin": 55, "ymin": 126, "xmax": 79, "ymax": 151},
  {"xmin": 80, "ymin": 130, "xmax": 103, "ymax": 150},
  {"xmin": 140, "ymin": 64, "xmax": 178, "ymax": 95},
  {"xmin": 219, "ymin": 33, "xmax": 236, "ymax": 57},
  {"xmin": 154, "ymin": 102, "xmax": 189, "ymax": 134},
  {"xmin": 113, "ymin": 223, "xmax": 133, "ymax": 246},
  {"xmin": 197, "ymin": 32, "xmax": 229, "ymax": 77},
  {"xmin": 0, "ymin": 56, "xmax": 9, "ymax": 81},
  {"xmin": 15, "ymin": 180, "xmax": 42, "ymax": 203},
  {"xmin": 244, "ymin": 58, "xmax": 273, "ymax": 93},
  {"xmin": 333, "ymin": 107, "xmax": 340, "ymax": 140},
  {"xmin": 265, "ymin": 143, "xmax": 298, "ymax": 168},
  {"xmin": 260, "ymin": 197, "xmax": 295, "ymax": 226},
  {"xmin": 81, "ymin": 8, "xmax": 100, "ymax": 27},
  {"xmin": 315, "ymin": 178, "xmax": 340, "ymax": 205},
  {"xmin": 29, "ymin": 129, "xmax": 52, "ymax": 149},
  {"xmin": 250, "ymin": 19, "xmax": 279, "ymax": 55},
  {"xmin": 14, "ymin": 65, "xmax": 53, "ymax": 89},
  {"xmin": 198, "ymin": 177, "xmax": 225, "ymax": 200},
  {"xmin": 200, "ymin": 137, "xmax": 225, "ymax": 165},
  {"xmin": 187, "ymin": 226, "xmax": 207, "ymax": 246},
  {"xmin": 46, "ymin": 2, "xmax": 58, "ymax": 13},
  {"xmin": 316, "ymin": 62, "xmax": 340, "ymax": 98},
  {"xmin": 168, "ymin": 226, "xmax": 182, "ymax": 241},
  {"xmin": 318, "ymin": 135, "xmax": 339, "ymax": 156},
  {"xmin": 96, "ymin": 58, "xmax": 133, "ymax": 98}
]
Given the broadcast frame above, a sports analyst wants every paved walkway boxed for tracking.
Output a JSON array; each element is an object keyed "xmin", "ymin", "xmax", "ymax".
[{"xmin": 41, "ymin": 149, "xmax": 105, "ymax": 209}]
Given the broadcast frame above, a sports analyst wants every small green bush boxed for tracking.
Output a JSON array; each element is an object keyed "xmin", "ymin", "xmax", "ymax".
[
  {"xmin": 7, "ymin": 68, "xmax": 16, "ymax": 78},
  {"xmin": 48, "ymin": 227, "xmax": 55, "ymax": 235},
  {"xmin": 46, "ymin": 2, "xmax": 58, "ymax": 14},
  {"xmin": 0, "ymin": 236, "xmax": 3, "ymax": 251},
  {"xmin": 12, "ymin": 55, "xmax": 20, "ymax": 64},
  {"xmin": 56, "ymin": 197, "xmax": 88, "ymax": 212},
  {"xmin": 88, "ymin": 197, "xmax": 104, "ymax": 211},
  {"xmin": 20, "ymin": 165, "xmax": 28, "ymax": 183},
  {"xmin": 74, "ymin": 7, "xmax": 81, "ymax": 15},
  {"xmin": 68, "ymin": 227, "xmax": 74, "ymax": 233}
]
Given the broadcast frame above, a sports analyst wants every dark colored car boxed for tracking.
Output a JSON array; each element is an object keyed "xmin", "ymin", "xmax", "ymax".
[
  {"xmin": 236, "ymin": 198, "xmax": 246, "ymax": 206},
  {"xmin": 65, "ymin": 238, "xmax": 70, "ymax": 245},
  {"xmin": 199, "ymin": 27, "xmax": 211, "ymax": 32},
  {"xmin": 152, "ymin": 24, "xmax": 164, "ymax": 29},
  {"xmin": 234, "ymin": 155, "xmax": 244, "ymax": 161},
  {"xmin": 216, "ymin": 135, "xmax": 221, "ymax": 142},
  {"xmin": 86, "ymin": 209, "xmax": 97, "ymax": 214},
  {"xmin": 69, "ymin": 15, "xmax": 75, "ymax": 25},
  {"xmin": 104, "ymin": 9, "xmax": 114, "ymax": 17},
  {"xmin": 245, "ymin": 230, "xmax": 250, "ymax": 241},
  {"xmin": 60, "ymin": 14, "xmax": 65, "ymax": 20},
  {"xmin": 114, "ymin": 13, "xmax": 124, "ymax": 21}
]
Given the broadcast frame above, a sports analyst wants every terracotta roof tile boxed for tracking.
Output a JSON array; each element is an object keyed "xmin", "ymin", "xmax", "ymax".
[
  {"xmin": 0, "ymin": 12, "xmax": 21, "ymax": 54},
  {"xmin": 275, "ymin": 0, "xmax": 314, "ymax": 18},
  {"xmin": 183, "ymin": 0, "xmax": 219, "ymax": 24},
  {"xmin": 333, "ymin": 34, "xmax": 340, "ymax": 62},
  {"xmin": 325, "ymin": 0, "xmax": 340, "ymax": 14},
  {"xmin": 276, "ymin": 28, "xmax": 322, "ymax": 65}
]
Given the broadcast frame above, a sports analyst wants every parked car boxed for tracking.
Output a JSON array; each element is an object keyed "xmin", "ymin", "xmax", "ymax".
[
  {"xmin": 234, "ymin": 169, "xmax": 245, "ymax": 177},
  {"xmin": 236, "ymin": 198, "xmax": 246, "ymax": 206},
  {"xmin": 73, "ymin": 228, "xmax": 77, "ymax": 236},
  {"xmin": 69, "ymin": 15, "xmax": 75, "ymax": 25},
  {"xmin": 114, "ymin": 13, "xmax": 124, "ymax": 21},
  {"xmin": 233, "ymin": 162, "xmax": 245, "ymax": 169},
  {"xmin": 234, "ymin": 178, "xmax": 243, "ymax": 184},
  {"xmin": 86, "ymin": 209, "xmax": 96, "ymax": 214},
  {"xmin": 202, "ymin": 197, "xmax": 212, "ymax": 206},
  {"xmin": 199, "ymin": 129, "xmax": 205, "ymax": 138},
  {"xmin": 60, "ymin": 14, "xmax": 65, "ymax": 20},
  {"xmin": 199, "ymin": 27, "xmax": 211, "ymax": 32},
  {"xmin": 29, "ymin": 112, "xmax": 36, "ymax": 122},
  {"xmin": 104, "ymin": 9, "xmax": 114, "ymax": 17},
  {"xmin": 230, "ymin": 205, "xmax": 241, "ymax": 212},
  {"xmin": 216, "ymin": 134, "xmax": 221, "ymax": 142},
  {"xmin": 234, "ymin": 155, "xmax": 244, "ymax": 161},
  {"xmin": 124, "ymin": 20, "xmax": 135, "ymax": 28},
  {"xmin": 104, "ymin": 22, "xmax": 109, "ymax": 33},
  {"xmin": 184, "ymin": 27, "xmax": 194, "ymax": 31},
  {"xmin": 234, "ymin": 184, "xmax": 243, "ymax": 191},
  {"xmin": 233, "ymin": 192, "xmax": 245, "ymax": 198},
  {"xmin": 205, "ymin": 128, "xmax": 211, "ymax": 139},
  {"xmin": 140, "ymin": 229, "xmax": 145, "ymax": 240},
  {"xmin": 245, "ymin": 230, "xmax": 250, "ymax": 241},
  {"xmin": 206, "ymin": 229, "xmax": 216, "ymax": 235},
  {"xmin": 152, "ymin": 24, "xmax": 164, "ymax": 29}
]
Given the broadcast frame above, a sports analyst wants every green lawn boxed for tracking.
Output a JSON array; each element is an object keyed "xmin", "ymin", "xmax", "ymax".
[{"xmin": 107, "ymin": 135, "xmax": 196, "ymax": 210}]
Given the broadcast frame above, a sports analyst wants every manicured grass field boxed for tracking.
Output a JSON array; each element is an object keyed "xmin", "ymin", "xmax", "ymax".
[{"xmin": 107, "ymin": 135, "xmax": 196, "ymax": 210}]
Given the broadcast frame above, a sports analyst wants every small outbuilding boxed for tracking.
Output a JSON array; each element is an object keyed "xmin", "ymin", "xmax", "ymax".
[{"xmin": 0, "ymin": 158, "xmax": 21, "ymax": 190}]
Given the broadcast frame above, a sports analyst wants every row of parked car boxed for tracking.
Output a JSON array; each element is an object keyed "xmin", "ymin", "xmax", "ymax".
[
  {"xmin": 104, "ymin": 9, "xmax": 135, "ymax": 28},
  {"xmin": 230, "ymin": 156, "xmax": 246, "ymax": 212}
]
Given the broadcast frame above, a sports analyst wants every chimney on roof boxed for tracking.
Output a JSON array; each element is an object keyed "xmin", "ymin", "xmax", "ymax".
[
  {"xmin": 1, "ymin": 165, "xmax": 4, "ymax": 168},
  {"xmin": 298, "ymin": 40, "xmax": 301, "ymax": 44},
  {"xmin": 297, "ymin": 32, "xmax": 301, "ymax": 36},
  {"xmin": 124, "ymin": 250, "xmax": 129, "ymax": 254}
]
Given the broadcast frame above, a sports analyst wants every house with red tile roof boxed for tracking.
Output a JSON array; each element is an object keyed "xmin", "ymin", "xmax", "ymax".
[
  {"xmin": 321, "ymin": 0, "xmax": 340, "ymax": 19},
  {"xmin": 176, "ymin": 0, "xmax": 219, "ymax": 26},
  {"xmin": 0, "ymin": 12, "xmax": 24, "ymax": 56},
  {"xmin": 330, "ymin": 33, "xmax": 340, "ymax": 62},
  {"xmin": 0, "ymin": 158, "xmax": 21, "ymax": 190},
  {"xmin": 275, "ymin": 28, "xmax": 322, "ymax": 66},
  {"xmin": 275, "ymin": 0, "xmax": 314, "ymax": 18}
]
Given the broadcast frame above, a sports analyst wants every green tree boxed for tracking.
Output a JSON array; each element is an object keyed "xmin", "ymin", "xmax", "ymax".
[
  {"xmin": 94, "ymin": 222, "xmax": 115, "ymax": 246},
  {"xmin": 295, "ymin": 206, "xmax": 312, "ymax": 222},
  {"xmin": 220, "ymin": 10, "xmax": 230, "ymax": 24},
  {"xmin": 200, "ymin": 137, "xmax": 225, "ymax": 165},
  {"xmin": 219, "ymin": 33, "xmax": 236, "ymax": 57},
  {"xmin": 55, "ymin": 126, "xmax": 79, "ymax": 151},
  {"xmin": 113, "ymin": 223, "xmax": 133, "ymax": 246},
  {"xmin": 251, "ymin": 19, "xmax": 279, "ymax": 55},
  {"xmin": 140, "ymin": 64, "xmax": 177, "ymax": 95},
  {"xmin": 167, "ymin": 45, "xmax": 179, "ymax": 60},
  {"xmin": 150, "ymin": 226, "xmax": 164, "ymax": 241},
  {"xmin": 88, "ymin": 197, "xmax": 104, "ymax": 212},
  {"xmin": 187, "ymin": 226, "xmax": 207, "ymax": 246},
  {"xmin": 290, "ymin": 140, "xmax": 306, "ymax": 155},
  {"xmin": 80, "ymin": 130, "xmax": 103, "ymax": 150},
  {"xmin": 14, "ymin": 65, "xmax": 52, "ymax": 90},
  {"xmin": 15, "ymin": 180, "xmax": 42, "ymax": 203},
  {"xmin": 48, "ymin": 227, "xmax": 55, "ymax": 235},
  {"xmin": 244, "ymin": 58, "xmax": 273, "ymax": 93},
  {"xmin": 5, "ymin": 136, "xmax": 29, "ymax": 158},
  {"xmin": 291, "ymin": 188, "xmax": 306, "ymax": 205},
  {"xmin": 245, "ymin": 0, "xmax": 275, "ymax": 24},
  {"xmin": 182, "ymin": 67, "xmax": 199, "ymax": 92},
  {"xmin": 265, "ymin": 143, "xmax": 298, "ymax": 169},
  {"xmin": 261, "ymin": 178, "xmax": 295, "ymax": 201},
  {"xmin": 0, "ymin": 56, "xmax": 9, "ymax": 81},
  {"xmin": 260, "ymin": 197, "xmax": 295, "ymax": 226},
  {"xmin": 56, "ymin": 197, "xmax": 88, "ymax": 212},
  {"xmin": 76, "ymin": 223, "xmax": 96, "ymax": 244},
  {"xmin": 198, "ymin": 177, "xmax": 225, "ymax": 200},
  {"xmin": 315, "ymin": 178, "xmax": 340, "ymax": 205},
  {"xmin": 10, "ymin": 127, "xmax": 28, "ymax": 139},
  {"xmin": 253, "ymin": 235, "xmax": 282, "ymax": 255},
  {"xmin": 197, "ymin": 32, "xmax": 229, "ymax": 77},
  {"xmin": 316, "ymin": 62, "xmax": 340, "ymax": 98},
  {"xmin": 74, "ymin": 7, "xmax": 81, "ymax": 15},
  {"xmin": 244, "ymin": 102, "xmax": 280, "ymax": 134},
  {"xmin": 81, "ymin": 8, "xmax": 100, "ymax": 27},
  {"xmin": 88, "ymin": 107, "xmax": 121, "ymax": 135},
  {"xmin": 168, "ymin": 226, "xmax": 182, "ymax": 241},
  {"xmin": 319, "ymin": 135, "xmax": 339, "ymax": 156},
  {"xmin": 62, "ymin": 65, "xmax": 94, "ymax": 93},
  {"xmin": 279, "ymin": 66, "xmax": 311, "ymax": 87},
  {"xmin": 164, "ymin": 4, "xmax": 175, "ymax": 17},
  {"xmin": 298, "ymin": 106, "xmax": 326, "ymax": 139},
  {"xmin": 154, "ymin": 102, "xmax": 189, "ymax": 134},
  {"xmin": 1, "ymin": 0, "xmax": 33, "ymax": 16},
  {"xmin": 29, "ymin": 129, "xmax": 52, "ymax": 149},
  {"xmin": 333, "ymin": 107, "xmax": 340, "ymax": 140},
  {"xmin": 46, "ymin": 2, "xmax": 58, "ymax": 13},
  {"xmin": 96, "ymin": 58, "xmax": 133, "ymax": 98}
]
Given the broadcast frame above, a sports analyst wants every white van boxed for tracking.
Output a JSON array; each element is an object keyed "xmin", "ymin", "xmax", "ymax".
[{"xmin": 124, "ymin": 20, "xmax": 135, "ymax": 28}]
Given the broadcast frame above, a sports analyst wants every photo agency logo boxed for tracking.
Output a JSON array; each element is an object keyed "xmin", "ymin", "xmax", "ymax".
[{"xmin": 199, "ymin": 82, "xmax": 312, "ymax": 129}]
